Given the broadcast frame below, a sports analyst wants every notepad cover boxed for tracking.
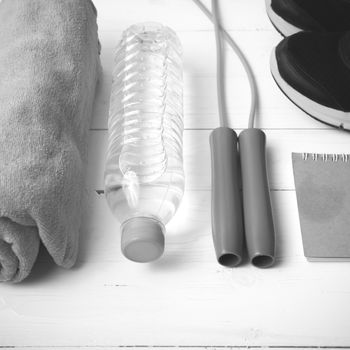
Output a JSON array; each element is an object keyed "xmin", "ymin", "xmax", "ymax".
[{"xmin": 292, "ymin": 153, "xmax": 350, "ymax": 261}]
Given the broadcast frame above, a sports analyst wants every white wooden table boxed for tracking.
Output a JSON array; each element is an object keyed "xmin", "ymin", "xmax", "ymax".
[{"xmin": 1, "ymin": 0, "xmax": 350, "ymax": 348}]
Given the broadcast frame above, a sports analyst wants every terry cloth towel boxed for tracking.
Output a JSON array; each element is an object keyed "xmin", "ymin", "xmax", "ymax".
[{"xmin": 0, "ymin": 0, "xmax": 101, "ymax": 282}]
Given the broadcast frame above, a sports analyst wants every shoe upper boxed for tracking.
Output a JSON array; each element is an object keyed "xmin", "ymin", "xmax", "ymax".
[
  {"xmin": 275, "ymin": 31, "xmax": 350, "ymax": 111},
  {"xmin": 271, "ymin": 0, "xmax": 350, "ymax": 32}
]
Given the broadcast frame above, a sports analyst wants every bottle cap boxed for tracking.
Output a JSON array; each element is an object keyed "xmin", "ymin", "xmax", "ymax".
[{"xmin": 121, "ymin": 217, "xmax": 165, "ymax": 263}]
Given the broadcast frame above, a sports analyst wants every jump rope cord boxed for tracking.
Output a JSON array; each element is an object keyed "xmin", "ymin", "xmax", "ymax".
[
  {"xmin": 191, "ymin": 0, "xmax": 258, "ymax": 129},
  {"xmin": 211, "ymin": 0, "xmax": 226, "ymax": 127}
]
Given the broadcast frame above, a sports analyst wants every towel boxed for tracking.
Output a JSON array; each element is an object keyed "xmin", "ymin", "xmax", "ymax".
[{"xmin": 0, "ymin": 0, "xmax": 101, "ymax": 282}]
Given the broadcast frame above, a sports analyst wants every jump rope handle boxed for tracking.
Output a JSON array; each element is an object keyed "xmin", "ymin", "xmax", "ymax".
[
  {"xmin": 239, "ymin": 128, "xmax": 275, "ymax": 268},
  {"xmin": 210, "ymin": 127, "xmax": 275, "ymax": 268},
  {"xmin": 210, "ymin": 127, "xmax": 244, "ymax": 267},
  {"xmin": 195, "ymin": 0, "xmax": 275, "ymax": 267}
]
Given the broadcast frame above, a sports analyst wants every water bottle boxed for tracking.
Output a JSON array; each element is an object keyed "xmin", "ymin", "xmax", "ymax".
[{"xmin": 104, "ymin": 23, "xmax": 184, "ymax": 263}]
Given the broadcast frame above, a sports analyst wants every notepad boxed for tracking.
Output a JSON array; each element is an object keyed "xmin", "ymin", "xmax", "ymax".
[{"xmin": 292, "ymin": 152, "xmax": 350, "ymax": 261}]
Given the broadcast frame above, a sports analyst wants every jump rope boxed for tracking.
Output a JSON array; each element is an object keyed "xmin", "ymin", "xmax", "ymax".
[{"xmin": 192, "ymin": 0, "xmax": 276, "ymax": 268}]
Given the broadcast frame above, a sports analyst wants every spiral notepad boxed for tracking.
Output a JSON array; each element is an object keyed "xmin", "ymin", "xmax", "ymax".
[{"xmin": 292, "ymin": 152, "xmax": 350, "ymax": 261}]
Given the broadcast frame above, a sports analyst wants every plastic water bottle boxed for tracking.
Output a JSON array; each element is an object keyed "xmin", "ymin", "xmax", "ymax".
[{"xmin": 104, "ymin": 23, "xmax": 184, "ymax": 263}]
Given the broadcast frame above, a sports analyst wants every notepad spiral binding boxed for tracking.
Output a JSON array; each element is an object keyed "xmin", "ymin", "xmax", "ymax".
[{"xmin": 302, "ymin": 153, "xmax": 350, "ymax": 162}]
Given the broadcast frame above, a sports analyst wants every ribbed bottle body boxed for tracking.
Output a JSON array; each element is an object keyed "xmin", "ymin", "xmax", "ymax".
[{"xmin": 105, "ymin": 23, "xmax": 184, "ymax": 228}]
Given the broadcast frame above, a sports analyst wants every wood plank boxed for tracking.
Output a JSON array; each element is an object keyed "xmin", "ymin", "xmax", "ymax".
[
  {"xmin": 92, "ymin": 29, "xmax": 326, "ymax": 130},
  {"xmin": 2, "ymin": 0, "xmax": 349, "ymax": 347},
  {"xmin": 1, "ymin": 191, "xmax": 350, "ymax": 346},
  {"xmin": 94, "ymin": 0, "xmax": 272, "ymax": 32},
  {"xmin": 86, "ymin": 129, "xmax": 350, "ymax": 192}
]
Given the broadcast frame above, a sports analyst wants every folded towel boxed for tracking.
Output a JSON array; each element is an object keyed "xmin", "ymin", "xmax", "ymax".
[{"xmin": 0, "ymin": 0, "xmax": 101, "ymax": 282}]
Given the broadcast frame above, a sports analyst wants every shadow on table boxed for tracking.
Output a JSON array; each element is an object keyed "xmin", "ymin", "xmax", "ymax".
[
  {"xmin": 266, "ymin": 144, "xmax": 286, "ymax": 268},
  {"xmin": 18, "ymin": 243, "xmax": 59, "ymax": 285}
]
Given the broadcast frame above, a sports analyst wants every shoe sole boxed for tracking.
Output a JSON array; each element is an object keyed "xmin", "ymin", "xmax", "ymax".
[
  {"xmin": 265, "ymin": 0, "xmax": 302, "ymax": 37},
  {"xmin": 270, "ymin": 47, "xmax": 350, "ymax": 130}
]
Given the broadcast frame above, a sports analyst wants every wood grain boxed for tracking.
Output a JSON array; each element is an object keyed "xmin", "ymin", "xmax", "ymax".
[
  {"xmin": 92, "ymin": 29, "xmax": 329, "ymax": 130},
  {"xmin": 86, "ymin": 129, "xmax": 350, "ymax": 191},
  {"xmin": 1, "ymin": 191, "xmax": 350, "ymax": 346}
]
